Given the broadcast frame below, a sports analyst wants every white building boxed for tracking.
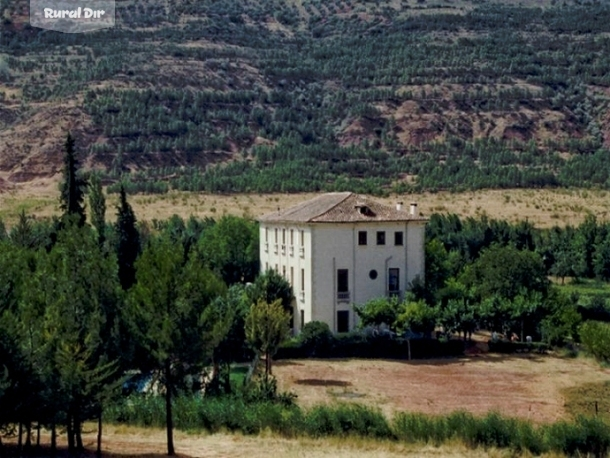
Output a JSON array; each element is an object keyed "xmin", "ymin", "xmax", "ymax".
[{"xmin": 258, "ymin": 192, "xmax": 427, "ymax": 333}]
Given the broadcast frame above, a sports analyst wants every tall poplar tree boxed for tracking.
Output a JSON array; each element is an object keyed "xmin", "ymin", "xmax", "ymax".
[
  {"xmin": 59, "ymin": 133, "xmax": 87, "ymax": 227},
  {"xmin": 115, "ymin": 185, "xmax": 140, "ymax": 290},
  {"xmin": 89, "ymin": 173, "xmax": 106, "ymax": 247}
]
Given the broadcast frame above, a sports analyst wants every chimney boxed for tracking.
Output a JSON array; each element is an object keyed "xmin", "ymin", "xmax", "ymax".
[
  {"xmin": 396, "ymin": 202, "xmax": 403, "ymax": 211},
  {"xmin": 409, "ymin": 202, "xmax": 418, "ymax": 216}
]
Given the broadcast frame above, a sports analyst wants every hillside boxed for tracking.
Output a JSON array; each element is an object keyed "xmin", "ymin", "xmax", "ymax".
[{"xmin": 1, "ymin": 0, "xmax": 610, "ymax": 194}]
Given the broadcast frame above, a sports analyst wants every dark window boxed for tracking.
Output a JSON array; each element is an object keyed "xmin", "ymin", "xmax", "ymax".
[
  {"xmin": 388, "ymin": 268, "xmax": 400, "ymax": 292},
  {"xmin": 395, "ymin": 231, "xmax": 404, "ymax": 246},
  {"xmin": 358, "ymin": 231, "xmax": 367, "ymax": 245},
  {"xmin": 337, "ymin": 310, "xmax": 349, "ymax": 333},
  {"xmin": 337, "ymin": 269, "xmax": 349, "ymax": 292},
  {"xmin": 300, "ymin": 309, "xmax": 305, "ymax": 331},
  {"xmin": 377, "ymin": 231, "xmax": 386, "ymax": 245},
  {"xmin": 369, "ymin": 269, "xmax": 378, "ymax": 280}
]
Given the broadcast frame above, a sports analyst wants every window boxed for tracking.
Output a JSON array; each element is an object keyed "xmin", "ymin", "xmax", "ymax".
[
  {"xmin": 300, "ymin": 310, "xmax": 305, "ymax": 331},
  {"xmin": 282, "ymin": 266, "xmax": 286, "ymax": 278},
  {"xmin": 337, "ymin": 269, "xmax": 349, "ymax": 293},
  {"xmin": 388, "ymin": 268, "xmax": 400, "ymax": 292},
  {"xmin": 282, "ymin": 229, "xmax": 286, "ymax": 244},
  {"xmin": 290, "ymin": 267, "xmax": 294, "ymax": 286},
  {"xmin": 394, "ymin": 231, "xmax": 404, "ymax": 246},
  {"xmin": 369, "ymin": 269, "xmax": 378, "ymax": 280},
  {"xmin": 358, "ymin": 231, "xmax": 367, "ymax": 245},
  {"xmin": 377, "ymin": 231, "xmax": 386, "ymax": 245},
  {"xmin": 275, "ymin": 228, "xmax": 278, "ymax": 243},
  {"xmin": 265, "ymin": 228, "xmax": 268, "ymax": 242},
  {"xmin": 300, "ymin": 230, "xmax": 304, "ymax": 246},
  {"xmin": 290, "ymin": 229, "xmax": 294, "ymax": 245},
  {"xmin": 337, "ymin": 311, "xmax": 349, "ymax": 333},
  {"xmin": 301, "ymin": 268, "xmax": 305, "ymax": 291},
  {"xmin": 265, "ymin": 262, "xmax": 268, "ymax": 271}
]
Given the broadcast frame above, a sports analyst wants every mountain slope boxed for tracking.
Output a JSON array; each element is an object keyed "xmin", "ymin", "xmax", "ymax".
[{"xmin": 1, "ymin": 0, "xmax": 610, "ymax": 193}]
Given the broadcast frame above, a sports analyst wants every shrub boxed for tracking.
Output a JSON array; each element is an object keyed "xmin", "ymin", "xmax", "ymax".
[
  {"xmin": 298, "ymin": 321, "xmax": 333, "ymax": 356},
  {"xmin": 580, "ymin": 320, "xmax": 610, "ymax": 361}
]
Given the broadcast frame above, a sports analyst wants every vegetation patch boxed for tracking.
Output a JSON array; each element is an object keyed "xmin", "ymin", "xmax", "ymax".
[{"xmin": 562, "ymin": 381, "xmax": 610, "ymax": 423}]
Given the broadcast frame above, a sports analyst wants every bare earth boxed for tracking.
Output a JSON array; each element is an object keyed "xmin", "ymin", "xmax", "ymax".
[
  {"xmin": 274, "ymin": 354, "xmax": 610, "ymax": 423},
  {"xmin": 1, "ymin": 177, "xmax": 609, "ymax": 228}
]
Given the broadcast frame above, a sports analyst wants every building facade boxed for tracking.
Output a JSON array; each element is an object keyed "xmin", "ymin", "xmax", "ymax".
[{"xmin": 258, "ymin": 192, "xmax": 427, "ymax": 333}]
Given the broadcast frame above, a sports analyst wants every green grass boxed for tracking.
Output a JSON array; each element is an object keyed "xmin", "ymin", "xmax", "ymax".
[
  {"xmin": 556, "ymin": 278, "xmax": 610, "ymax": 304},
  {"xmin": 562, "ymin": 381, "xmax": 610, "ymax": 423}
]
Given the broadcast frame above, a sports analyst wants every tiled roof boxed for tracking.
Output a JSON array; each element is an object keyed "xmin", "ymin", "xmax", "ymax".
[{"xmin": 258, "ymin": 193, "xmax": 427, "ymax": 223}]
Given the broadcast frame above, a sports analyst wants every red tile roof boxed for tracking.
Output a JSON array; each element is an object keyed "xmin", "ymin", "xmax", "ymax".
[{"xmin": 258, "ymin": 193, "xmax": 427, "ymax": 224}]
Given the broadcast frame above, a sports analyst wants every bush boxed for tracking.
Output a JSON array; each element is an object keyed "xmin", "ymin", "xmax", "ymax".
[
  {"xmin": 580, "ymin": 320, "xmax": 610, "ymax": 361},
  {"xmin": 276, "ymin": 334, "xmax": 464, "ymax": 360},
  {"xmin": 298, "ymin": 321, "xmax": 333, "ymax": 356}
]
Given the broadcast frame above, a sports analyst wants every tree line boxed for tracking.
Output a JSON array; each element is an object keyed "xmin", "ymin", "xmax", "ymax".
[{"xmin": 0, "ymin": 134, "xmax": 294, "ymax": 456}]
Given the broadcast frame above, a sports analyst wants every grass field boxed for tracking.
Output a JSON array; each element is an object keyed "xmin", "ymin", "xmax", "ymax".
[
  {"xmin": 3, "ymin": 424, "xmax": 567, "ymax": 458},
  {"xmin": 1, "ymin": 178, "xmax": 609, "ymax": 229},
  {"xmin": 273, "ymin": 353, "xmax": 610, "ymax": 423}
]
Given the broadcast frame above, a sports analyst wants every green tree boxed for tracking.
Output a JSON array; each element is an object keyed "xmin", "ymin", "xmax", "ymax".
[
  {"xmin": 396, "ymin": 300, "xmax": 437, "ymax": 337},
  {"xmin": 115, "ymin": 185, "xmax": 140, "ymax": 290},
  {"xmin": 460, "ymin": 244, "xmax": 549, "ymax": 301},
  {"xmin": 246, "ymin": 269, "xmax": 294, "ymax": 315},
  {"xmin": 128, "ymin": 237, "xmax": 228, "ymax": 455},
  {"xmin": 197, "ymin": 215, "xmax": 259, "ymax": 285},
  {"xmin": 10, "ymin": 210, "xmax": 34, "ymax": 249},
  {"xmin": 59, "ymin": 133, "xmax": 87, "ymax": 227},
  {"xmin": 89, "ymin": 173, "xmax": 106, "ymax": 247},
  {"xmin": 355, "ymin": 296, "xmax": 401, "ymax": 331},
  {"xmin": 245, "ymin": 298, "xmax": 291, "ymax": 377},
  {"xmin": 27, "ymin": 224, "xmax": 122, "ymax": 453}
]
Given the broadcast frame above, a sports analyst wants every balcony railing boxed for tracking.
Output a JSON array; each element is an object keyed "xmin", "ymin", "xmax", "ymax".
[
  {"xmin": 273, "ymin": 244, "xmax": 278, "ymax": 254},
  {"xmin": 281, "ymin": 244, "xmax": 286, "ymax": 255},
  {"xmin": 337, "ymin": 291, "xmax": 350, "ymax": 302},
  {"xmin": 299, "ymin": 291, "xmax": 305, "ymax": 302},
  {"xmin": 299, "ymin": 246, "xmax": 305, "ymax": 257},
  {"xmin": 264, "ymin": 242, "xmax": 268, "ymax": 253},
  {"xmin": 289, "ymin": 246, "xmax": 294, "ymax": 256}
]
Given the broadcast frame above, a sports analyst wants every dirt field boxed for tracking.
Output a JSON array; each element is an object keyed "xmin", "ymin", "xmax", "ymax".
[
  {"xmin": 0, "ymin": 177, "xmax": 609, "ymax": 228},
  {"xmin": 273, "ymin": 354, "xmax": 610, "ymax": 423}
]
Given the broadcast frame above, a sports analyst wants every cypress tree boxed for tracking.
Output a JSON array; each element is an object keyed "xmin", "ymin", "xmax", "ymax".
[
  {"xmin": 59, "ymin": 133, "xmax": 87, "ymax": 227},
  {"xmin": 115, "ymin": 185, "xmax": 140, "ymax": 290},
  {"xmin": 89, "ymin": 173, "xmax": 106, "ymax": 247}
]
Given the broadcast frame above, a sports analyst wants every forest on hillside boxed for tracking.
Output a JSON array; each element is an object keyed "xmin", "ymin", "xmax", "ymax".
[{"xmin": 1, "ymin": 0, "xmax": 610, "ymax": 192}]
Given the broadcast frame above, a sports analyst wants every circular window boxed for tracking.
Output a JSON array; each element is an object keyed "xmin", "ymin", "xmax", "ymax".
[{"xmin": 369, "ymin": 270, "xmax": 378, "ymax": 280}]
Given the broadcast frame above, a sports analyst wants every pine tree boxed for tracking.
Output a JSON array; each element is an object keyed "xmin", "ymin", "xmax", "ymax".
[
  {"xmin": 115, "ymin": 185, "xmax": 140, "ymax": 290},
  {"xmin": 128, "ymin": 237, "xmax": 228, "ymax": 456},
  {"xmin": 10, "ymin": 210, "xmax": 34, "ymax": 249},
  {"xmin": 59, "ymin": 133, "xmax": 87, "ymax": 227},
  {"xmin": 89, "ymin": 173, "xmax": 106, "ymax": 247}
]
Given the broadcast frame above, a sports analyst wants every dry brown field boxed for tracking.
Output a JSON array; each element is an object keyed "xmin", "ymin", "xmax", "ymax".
[
  {"xmin": 1, "ymin": 178, "xmax": 609, "ymax": 229},
  {"xmin": 4, "ymin": 424, "xmax": 565, "ymax": 458},
  {"xmin": 273, "ymin": 353, "xmax": 610, "ymax": 424}
]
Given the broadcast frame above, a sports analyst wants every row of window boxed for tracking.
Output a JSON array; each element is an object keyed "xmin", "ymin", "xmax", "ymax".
[
  {"xmin": 266, "ymin": 227, "xmax": 305, "ymax": 246},
  {"xmin": 358, "ymin": 231, "xmax": 403, "ymax": 246},
  {"xmin": 266, "ymin": 262, "xmax": 306, "ymax": 291},
  {"xmin": 337, "ymin": 268, "xmax": 400, "ymax": 293}
]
